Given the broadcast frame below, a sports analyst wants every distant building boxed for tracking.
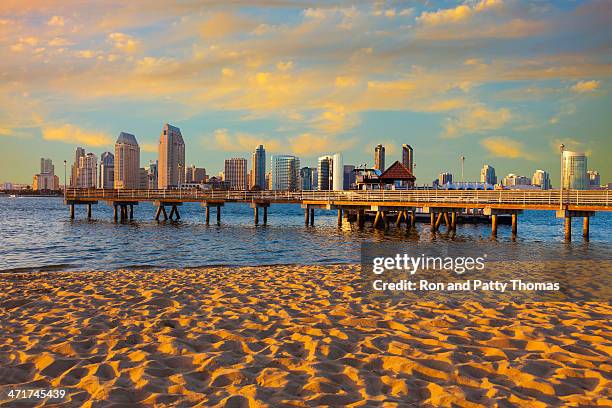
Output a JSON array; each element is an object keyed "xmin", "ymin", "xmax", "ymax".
[
  {"xmin": 374, "ymin": 144, "xmax": 385, "ymax": 171},
  {"xmin": 33, "ymin": 173, "xmax": 59, "ymax": 190},
  {"xmin": 343, "ymin": 165, "xmax": 356, "ymax": 190},
  {"xmin": 562, "ymin": 151, "xmax": 587, "ymax": 190},
  {"xmin": 318, "ymin": 153, "xmax": 344, "ymax": 191},
  {"xmin": 146, "ymin": 161, "xmax": 158, "ymax": 189},
  {"xmin": 503, "ymin": 173, "xmax": 531, "ymax": 187},
  {"xmin": 401, "ymin": 144, "xmax": 414, "ymax": 174},
  {"xmin": 300, "ymin": 167, "xmax": 316, "ymax": 191},
  {"xmin": 480, "ymin": 164, "xmax": 497, "ymax": 185},
  {"xmin": 33, "ymin": 157, "xmax": 59, "ymax": 190},
  {"xmin": 532, "ymin": 169, "xmax": 551, "ymax": 190},
  {"xmin": 99, "ymin": 152, "xmax": 114, "ymax": 189},
  {"xmin": 224, "ymin": 158, "xmax": 248, "ymax": 190},
  {"xmin": 158, "ymin": 123, "xmax": 185, "ymax": 189},
  {"xmin": 186, "ymin": 165, "xmax": 206, "ymax": 184},
  {"xmin": 587, "ymin": 170, "xmax": 600, "ymax": 189},
  {"xmin": 271, "ymin": 155, "xmax": 300, "ymax": 191},
  {"xmin": 78, "ymin": 153, "xmax": 97, "ymax": 188},
  {"xmin": 114, "ymin": 132, "xmax": 140, "ymax": 189},
  {"xmin": 70, "ymin": 147, "xmax": 85, "ymax": 187},
  {"xmin": 252, "ymin": 145, "xmax": 266, "ymax": 190},
  {"xmin": 40, "ymin": 158, "xmax": 54, "ymax": 175},
  {"xmin": 438, "ymin": 172, "xmax": 453, "ymax": 185},
  {"xmin": 138, "ymin": 168, "xmax": 148, "ymax": 190}
]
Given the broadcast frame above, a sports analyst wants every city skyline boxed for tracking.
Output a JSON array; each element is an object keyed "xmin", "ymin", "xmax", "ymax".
[{"xmin": 1, "ymin": 1, "xmax": 611, "ymax": 185}]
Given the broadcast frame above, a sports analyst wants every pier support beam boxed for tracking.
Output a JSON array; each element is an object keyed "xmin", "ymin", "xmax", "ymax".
[
  {"xmin": 556, "ymin": 210, "xmax": 595, "ymax": 242},
  {"xmin": 114, "ymin": 205, "xmax": 118, "ymax": 222},
  {"xmin": 304, "ymin": 208, "xmax": 309, "ymax": 226},
  {"xmin": 511, "ymin": 213, "xmax": 518, "ymax": 237},
  {"xmin": 254, "ymin": 206, "xmax": 259, "ymax": 225},
  {"xmin": 201, "ymin": 201, "xmax": 224, "ymax": 226},
  {"xmin": 87, "ymin": 204, "xmax": 92, "ymax": 220},
  {"xmin": 263, "ymin": 206, "xmax": 268, "ymax": 226},
  {"xmin": 129, "ymin": 205, "xmax": 134, "ymax": 220},
  {"xmin": 205, "ymin": 206, "xmax": 210, "ymax": 225},
  {"xmin": 410, "ymin": 211, "xmax": 416, "ymax": 228},
  {"xmin": 310, "ymin": 208, "xmax": 315, "ymax": 226},
  {"xmin": 434, "ymin": 213, "xmax": 443, "ymax": 232},
  {"xmin": 337, "ymin": 209, "xmax": 343, "ymax": 226},
  {"xmin": 70, "ymin": 204, "xmax": 75, "ymax": 219},
  {"xmin": 491, "ymin": 214, "xmax": 498, "ymax": 238},
  {"xmin": 357, "ymin": 209, "xmax": 365, "ymax": 229},
  {"xmin": 430, "ymin": 212, "xmax": 435, "ymax": 231},
  {"xmin": 451, "ymin": 212, "xmax": 457, "ymax": 231},
  {"xmin": 217, "ymin": 206, "xmax": 221, "ymax": 225}
]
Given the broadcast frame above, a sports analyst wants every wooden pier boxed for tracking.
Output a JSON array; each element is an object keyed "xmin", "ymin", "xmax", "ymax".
[{"xmin": 65, "ymin": 188, "xmax": 611, "ymax": 241}]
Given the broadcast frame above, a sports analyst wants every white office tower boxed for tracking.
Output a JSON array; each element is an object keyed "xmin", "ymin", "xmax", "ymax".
[
  {"xmin": 332, "ymin": 153, "xmax": 344, "ymax": 191},
  {"xmin": 562, "ymin": 151, "xmax": 587, "ymax": 190}
]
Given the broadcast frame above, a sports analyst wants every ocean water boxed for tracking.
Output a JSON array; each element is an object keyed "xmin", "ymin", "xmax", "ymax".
[{"xmin": 0, "ymin": 196, "xmax": 610, "ymax": 272}]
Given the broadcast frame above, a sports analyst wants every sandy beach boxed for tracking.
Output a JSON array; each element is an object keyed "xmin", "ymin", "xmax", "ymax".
[{"xmin": 0, "ymin": 264, "xmax": 610, "ymax": 407}]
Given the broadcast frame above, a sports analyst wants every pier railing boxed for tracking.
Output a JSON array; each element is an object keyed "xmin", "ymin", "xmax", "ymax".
[{"xmin": 65, "ymin": 188, "xmax": 610, "ymax": 209}]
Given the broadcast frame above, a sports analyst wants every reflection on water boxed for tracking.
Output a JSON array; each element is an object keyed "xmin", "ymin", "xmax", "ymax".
[{"xmin": 0, "ymin": 197, "xmax": 610, "ymax": 272}]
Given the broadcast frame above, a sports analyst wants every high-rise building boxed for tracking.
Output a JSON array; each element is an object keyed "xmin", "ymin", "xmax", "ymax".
[
  {"xmin": 146, "ymin": 161, "xmax": 158, "ymax": 189},
  {"xmin": 401, "ymin": 144, "xmax": 413, "ymax": 174},
  {"xmin": 34, "ymin": 157, "xmax": 59, "ymax": 190},
  {"xmin": 158, "ymin": 123, "xmax": 185, "ymax": 189},
  {"xmin": 439, "ymin": 172, "xmax": 453, "ymax": 185},
  {"xmin": 78, "ymin": 153, "xmax": 97, "ymax": 188},
  {"xmin": 99, "ymin": 152, "xmax": 114, "ymax": 189},
  {"xmin": 562, "ymin": 151, "xmax": 587, "ymax": 190},
  {"xmin": 138, "ymin": 167, "xmax": 148, "ymax": 190},
  {"xmin": 186, "ymin": 165, "xmax": 206, "ymax": 183},
  {"xmin": 480, "ymin": 164, "xmax": 497, "ymax": 185},
  {"xmin": 343, "ymin": 165, "xmax": 356, "ymax": 190},
  {"xmin": 587, "ymin": 170, "xmax": 600, "ymax": 189},
  {"xmin": 252, "ymin": 145, "xmax": 266, "ymax": 190},
  {"xmin": 224, "ymin": 158, "xmax": 248, "ymax": 190},
  {"xmin": 70, "ymin": 147, "xmax": 85, "ymax": 187},
  {"xmin": 114, "ymin": 132, "xmax": 140, "ymax": 189},
  {"xmin": 300, "ymin": 167, "xmax": 317, "ymax": 191},
  {"xmin": 503, "ymin": 173, "xmax": 531, "ymax": 186},
  {"xmin": 317, "ymin": 154, "xmax": 344, "ymax": 191},
  {"xmin": 374, "ymin": 144, "xmax": 385, "ymax": 171},
  {"xmin": 40, "ymin": 158, "xmax": 54, "ymax": 175},
  {"xmin": 271, "ymin": 155, "xmax": 300, "ymax": 191},
  {"xmin": 532, "ymin": 169, "xmax": 551, "ymax": 190}
]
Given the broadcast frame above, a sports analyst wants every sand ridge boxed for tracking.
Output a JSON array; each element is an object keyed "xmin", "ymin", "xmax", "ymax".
[{"xmin": 0, "ymin": 265, "xmax": 610, "ymax": 407}]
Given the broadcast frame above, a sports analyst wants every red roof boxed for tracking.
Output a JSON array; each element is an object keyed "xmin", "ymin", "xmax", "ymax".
[{"xmin": 379, "ymin": 161, "xmax": 416, "ymax": 181}]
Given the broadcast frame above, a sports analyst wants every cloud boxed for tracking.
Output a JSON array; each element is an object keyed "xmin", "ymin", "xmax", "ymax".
[
  {"xmin": 288, "ymin": 132, "xmax": 355, "ymax": 156},
  {"xmin": 481, "ymin": 136, "xmax": 532, "ymax": 159},
  {"xmin": 570, "ymin": 80, "xmax": 601, "ymax": 93},
  {"xmin": 47, "ymin": 16, "xmax": 65, "ymax": 27},
  {"xmin": 443, "ymin": 106, "xmax": 512, "ymax": 138},
  {"xmin": 107, "ymin": 32, "xmax": 140, "ymax": 53},
  {"xmin": 200, "ymin": 12, "xmax": 258, "ymax": 39},
  {"xmin": 140, "ymin": 142, "xmax": 158, "ymax": 153},
  {"xmin": 213, "ymin": 128, "xmax": 282, "ymax": 153},
  {"xmin": 48, "ymin": 37, "xmax": 72, "ymax": 47},
  {"xmin": 417, "ymin": 0, "xmax": 502, "ymax": 26},
  {"xmin": 42, "ymin": 124, "xmax": 113, "ymax": 147},
  {"xmin": 276, "ymin": 60, "xmax": 293, "ymax": 71}
]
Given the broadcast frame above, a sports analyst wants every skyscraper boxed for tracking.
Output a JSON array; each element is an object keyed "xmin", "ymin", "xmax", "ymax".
[
  {"xmin": 224, "ymin": 158, "xmax": 248, "ymax": 190},
  {"xmin": 587, "ymin": 170, "xmax": 600, "ymax": 189},
  {"xmin": 70, "ymin": 147, "xmax": 85, "ymax": 187},
  {"xmin": 562, "ymin": 151, "xmax": 587, "ymax": 190},
  {"xmin": 532, "ymin": 169, "xmax": 551, "ymax": 190},
  {"xmin": 99, "ymin": 152, "xmax": 114, "ymax": 189},
  {"xmin": 343, "ymin": 165, "xmax": 356, "ymax": 190},
  {"xmin": 114, "ymin": 132, "xmax": 140, "ymax": 189},
  {"xmin": 271, "ymin": 155, "xmax": 300, "ymax": 191},
  {"xmin": 146, "ymin": 161, "xmax": 158, "ymax": 189},
  {"xmin": 439, "ymin": 172, "xmax": 453, "ymax": 185},
  {"xmin": 374, "ymin": 144, "xmax": 385, "ymax": 171},
  {"xmin": 40, "ymin": 158, "xmax": 54, "ymax": 175},
  {"xmin": 252, "ymin": 145, "xmax": 266, "ymax": 190},
  {"xmin": 401, "ymin": 144, "xmax": 413, "ymax": 174},
  {"xmin": 480, "ymin": 164, "xmax": 497, "ymax": 185},
  {"xmin": 317, "ymin": 154, "xmax": 344, "ymax": 191},
  {"xmin": 158, "ymin": 123, "xmax": 185, "ymax": 189},
  {"xmin": 300, "ymin": 167, "xmax": 316, "ymax": 191},
  {"xmin": 78, "ymin": 153, "xmax": 97, "ymax": 188},
  {"xmin": 503, "ymin": 173, "xmax": 531, "ymax": 186},
  {"xmin": 186, "ymin": 165, "xmax": 206, "ymax": 183}
]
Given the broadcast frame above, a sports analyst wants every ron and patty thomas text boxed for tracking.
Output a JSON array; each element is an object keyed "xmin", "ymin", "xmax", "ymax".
[{"xmin": 370, "ymin": 254, "xmax": 560, "ymax": 292}]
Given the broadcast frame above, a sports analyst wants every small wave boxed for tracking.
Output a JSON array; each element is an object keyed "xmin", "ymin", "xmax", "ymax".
[{"xmin": 0, "ymin": 263, "xmax": 76, "ymax": 274}]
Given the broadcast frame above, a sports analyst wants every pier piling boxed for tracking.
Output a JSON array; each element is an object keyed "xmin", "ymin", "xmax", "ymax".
[
  {"xmin": 114, "ymin": 205, "xmax": 118, "ymax": 222},
  {"xmin": 217, "ymin": 206, "xmax": 221, "ymax": 225},
  {"xmin": 430, "ymin": 213, "xmax": 435, "ymax": 231},
  {"xmin": 309, "ymin": 208, "xmax": 315, "ymax": 226},
  {"xmin": 511, "ymin": 213, "xmax": 518, "ymax": 237},
  {"xmin": 87, "ymin": 204, "xmax": 92, "ymax": 220},
  {"xmin": 205, "ymin": 207, "xmax": 210, "ymax": 225},
  {"xmin": 583, "ymin": 216, "xmax": 589, "ymax": 241},
  {"xmin": 254, "ymin": 206, "xmax": 259, "ymax": 225},
  {"xmin": 70, "ymin": 204, "xmax": 75, "ymax": 219},
  {"xmin": 491, "ymin": 214, "xmax": 498, "ymax": 237},
  {"xmin": 337, "ymin": 209, "xmax": 342, "ymax": 226},
  {"xmin": 451, "ymin": 212, "xmax": 457, "ymax": 231},
  {"xmin": 304, "ymin": 209, "xmax": 309, "ymax": 226},
  {"xmin": 129, "ymin": 205, "xmax": 134, "ymax": 220},
  {"xmin": 565, "ymin": 216, "xmax": 571, "ymax": 242},
  {"xmin": 263, "ymin": 206, "xmax": 268, "ymax": 225}
]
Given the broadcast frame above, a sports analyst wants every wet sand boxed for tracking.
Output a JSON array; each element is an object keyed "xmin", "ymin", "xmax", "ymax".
[{"xmin": 0, "ymin": 265, "xmax": 610, "ymax": 407}]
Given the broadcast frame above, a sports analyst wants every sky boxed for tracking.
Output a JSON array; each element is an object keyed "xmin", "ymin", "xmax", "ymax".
[{"xmin": 1, "ymin": 0, "xmax": 610, "ymax": 185}]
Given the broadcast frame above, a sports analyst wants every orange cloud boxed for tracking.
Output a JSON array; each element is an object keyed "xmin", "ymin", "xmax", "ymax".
[
  {"xmin": 570, "ymin": 80, "xmax": 600, "ymax": 93},
  {"xmin": 444, "ymin": 106, "xmax": 512, "ymax": 138},
  {"xmin": 200, "ymin": 12, "xmax": 258, "ymax": 39},
  {"xmin": 481, "ymin": 136, "xmax": 532, "ymax": 159},
  {"xmin": 42, "ymin": 124, "xmax": 113, "ymax": 147},
  {"xmin": 212, "ymin": 129, "xmax": 282, "ymax": 153},
  {"xmin": 108, "ymin": 32, "xmax": 140, "ymax": 53},
  {"xmin": 288, "ymin": 132, "xmax": 355, "ymax": 156}
]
